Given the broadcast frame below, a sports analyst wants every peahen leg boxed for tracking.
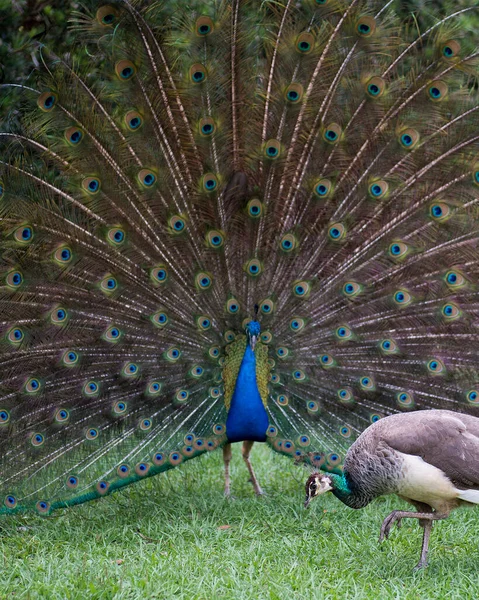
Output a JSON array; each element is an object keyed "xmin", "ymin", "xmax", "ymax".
[
  {"xmin": 223, "ymin": 443, "xmax": 233, "ymax": 497},
  {"xmin": 242, "ymin": 440, "xmax": 264, "ymax": 496},
  {"xmin": 379, "ymin": 510, "xmax": 449, "ymax": 570}
]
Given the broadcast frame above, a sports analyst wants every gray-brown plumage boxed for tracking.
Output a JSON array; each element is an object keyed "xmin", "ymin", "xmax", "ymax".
[{"xmin": 304, "ymin": 410, "xmax": 479, "ymax": 570}]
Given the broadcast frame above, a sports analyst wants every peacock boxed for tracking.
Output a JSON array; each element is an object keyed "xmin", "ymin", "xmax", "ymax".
[
  {"xmin": 1, "ymin": 0, "xmax": 479, "ymax": 516},
  {"xmin": 304, "ymin": 410, "xmax": 479, "ymax": 570}
]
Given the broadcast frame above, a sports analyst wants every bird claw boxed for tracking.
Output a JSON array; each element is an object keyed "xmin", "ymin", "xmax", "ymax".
[
  {"xmin": 413, "ymin": 560, "xmax": 428, "ymax": 571},
  {"xmin": 379, "ymin": 511, "xmax": 402, "ymax": 542}
]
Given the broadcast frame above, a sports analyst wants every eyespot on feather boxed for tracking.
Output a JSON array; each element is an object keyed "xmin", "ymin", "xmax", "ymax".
[
  {"xmin": 246, "ymin": 198, "xmax": 263, "ymax": 218},
  {"xmin": 398, "ymin": 128, "xmax": 419, "ymax": 150},
  {"xmin": 37, "ymin": 92, "xmax": 57, "ymax": 112},
  {"xmin": 168, "ymin": 215, "xmax": 186, "ymax": 234},
  {"xmin": 150, "ymin": 266, "xmax": 168, "ymax": 285},
  {"xmin": 151, "ymin": 311, "xmax": 169, "ymax": 327},
  {"xmin": 96, "ymin": 6, "xmax": 120, "ymax": 26},
  {"xmin": 202, "ymin": 173, "xmax": 218, "ymax": 192},
  {"xmin": 199, "ymin": 117, "xmax": 216, "ymax": 136},
  {"xmin": 124, "ymin": 111, "xmax": 143, "ymax": 131},
  {"xmin": 365, "ymin": 76, "xmax": 385, "ymax": 98},
  {"xmin": 314, "ymin": 178, "xmax": 332, "ymax": 198},
  {"xmin": 264, "ymin": 139, "xmax": 281, "ymax": 159},
  {"xmin": 368, "ymin": 180, "xmax": 389, "ymax": 198},
  {"xmin": 189, "ymin": 63, "xmax": 207, "ymax": 84},
  {"xmin": 64, "ymin": 127, "xmax": 83, "ymax": 146},
  {"xmin": 442, "ymin": 40, "xmax": 460, "ymax": 59},
  {"xmin": 429, "ymin": 202, "xmax": 451, "ymax": 222},
  {"xmin": 195, "ymin": 16, "xmax": 214, "ymax": 36},
  {"xmin": 427, "ymin": 80, "xmax": 448, "ymax": 102},
  {"xmin": 99, "ymin": 274, "xmax": 118, "ymax": 294},
  {"xmin": 138, "ymin": 169, "xmax": 157, "ymax": 188},
  {"xmin": 195, "ymin": 272, "xmax": 213, "ymax": 290},
  {"xmin": 53, "ymin": 246, "xmax": 73, "ymax": 266},
  {"xmin": 226, "ymin": 298, "xmax": 240, "ymax": 314},
  {"xmin": 285, "ymin": 83, "xmax": 303, "ymax": 103},
  {"xmin": 107, "ymin": 227, "xmax": 126, "ymax": 245},
  {"xmin": 323, "ymin": 123, "xmax": 342, "ymax": 144},
  {"xmin": 81, "ymin": 177, "xmax": 101, "ymax": 195},
  {"xmin": 356, "ymin": 16, "xmax": 376, "ymax": 37},
  {"xmin": 296, "ymin": 32, "xmax": 315, "ymax": 54},
  {"xmin": 115, "ymin": 60, "xmax": 136, "ymax": 81},
  {"xmin": 245, "ymin": 258, "xmax": 263, "ymax": 277},
  {"xmin": 328, "ymin": 223, "xmax": 345, "ymax": 241},
  {"xmin": 260, "ymin": 298, "xmax": 275, "ymax": 315}
]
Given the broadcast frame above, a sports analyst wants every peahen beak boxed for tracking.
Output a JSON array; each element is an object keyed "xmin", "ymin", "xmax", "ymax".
[{"xmin": 304, "ymin": 495, "xmax": 311, "ymax": 509}]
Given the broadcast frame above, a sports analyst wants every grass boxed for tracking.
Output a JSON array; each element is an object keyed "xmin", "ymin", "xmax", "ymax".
[{"xmin": 1, "ymin": 444, "xmax": 479, "ymax": 600}]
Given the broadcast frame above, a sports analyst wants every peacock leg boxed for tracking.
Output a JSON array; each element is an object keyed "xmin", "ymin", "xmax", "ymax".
[
  {"xmin": 223, "ymin": 443, "xmax": 233, "ymax": 497},
  {"xmin": 242, "ymin": 440, "xmax": 264, "ymax": 496}
]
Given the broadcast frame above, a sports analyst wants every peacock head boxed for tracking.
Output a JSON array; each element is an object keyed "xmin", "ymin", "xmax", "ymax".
[
  {"xmin": 245, "ymin": 320, "xmax": 261, "ymax": 350},
  {"xmin": 304, "ymin": 472, "xmax": 333, "ymax": 508}
]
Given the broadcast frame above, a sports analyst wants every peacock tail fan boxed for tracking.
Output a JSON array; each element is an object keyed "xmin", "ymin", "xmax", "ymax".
[{"xmin": 1, "ymin": 0, "xmax": 479, "ymax": 514}]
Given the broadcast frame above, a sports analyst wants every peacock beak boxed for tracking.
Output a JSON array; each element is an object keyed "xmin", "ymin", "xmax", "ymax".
[{"xmin": 250, "ymin": 335, "xmax": 257, "ymax": 351}]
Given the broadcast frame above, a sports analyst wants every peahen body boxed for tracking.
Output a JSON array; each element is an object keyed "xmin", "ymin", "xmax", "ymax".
[
  {"xmin": 1, "ymin": 0, "xmax": 479, "ymax": 515},
  {"xmin": 304, "ymin": 410, "xmax": 479, "ymax": 569}
]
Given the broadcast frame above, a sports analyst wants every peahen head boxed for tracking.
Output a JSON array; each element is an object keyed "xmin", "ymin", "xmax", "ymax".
[
  {"xmin": 304, "ymin": 472, "xmax": 334, "ymax": 508},
  {"xmin": 245, "ymin": 320, "xmax": 261, "ymax": 350}
]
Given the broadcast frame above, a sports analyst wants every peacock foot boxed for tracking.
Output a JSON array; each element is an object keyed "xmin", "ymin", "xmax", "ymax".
[
  {"xmin": 379, "ymin": 510, "xmax": 403, "ymax": 541},
  {"xmin": 413, "ymin": 559, "xmax": 428, "ymax": 571}
]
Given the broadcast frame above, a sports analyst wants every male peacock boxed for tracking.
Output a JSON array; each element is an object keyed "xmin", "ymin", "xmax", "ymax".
[
  {"xmin": 304, "ymin": 410, "xmax": 479, "ymax": 570},
  {"xmin": 1, "ymin": 0, "xmax": 479, "ymax": 515}
]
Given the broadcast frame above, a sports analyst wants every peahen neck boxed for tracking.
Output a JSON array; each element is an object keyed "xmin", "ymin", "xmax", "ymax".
[
  {"xmin": 226, "ymin": 345, "xmax": 269, "ymax": 443},
  {"xmin": 329, "ymin": 472, "xmax": 373, "ymax": 509}
]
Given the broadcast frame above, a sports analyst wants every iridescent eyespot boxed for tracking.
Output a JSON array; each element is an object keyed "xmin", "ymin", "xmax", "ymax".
[
  {"xmin": 168, "ymin": 215, "xmax": 186, "ymax": 234},
  {"xmin": 66, "ymin": 475, "xmax": 78, "ymax": 489},
  {"xmin": 147, "ymin": 381, "xmax": 162, "ymax": 395},
  {"xmin": 267, "ymin": 358, "xmax": 276, "ymax": 369},
  {"xmin": 118, "ymin": 464, "xmax": 131, "ymax": 477},
  {"xmin": 199, "ymin": 117, "xmax": 216, "ymax": 136},
  {"xmin": 270, "ymin": 373, "xmax": 280, "ymax": 384},
  {"xmin": 150, "ymin": 266, "xmax": 168, "ymax": 285},
  {"xmin": 359, "ymin": 376, "xmax": 375, "ymax": 391},
  {"xmin": 151, "ymin": 311, "xmax": 168, "ymax": 327},
  {"xmin": 466, "ymin": 389, "xmax": 479, "ymax": 405},
  {"xmin": 261, "ymin": 331, "xmax": 272, "ymax": 344},
  {"xmin": 124, "ymin": 111, "xmax": 143, "ymax": 131},
  {"xmin": 356, "ymin": 16, "xmax": 376, "ymax": 37},
  {"xmin": 115, "ymin": 60, "xmax": 136, "ymax": 80},
  {"xmin": 196, "ymin": 16, "xmax": 214, "ymax": 36},
  {"xmin": 293, "ymin": 280, "xmax": 311, "ymax": 298},
  {"xmin": 260, "ymin": 299, "xmax": 274, "ymax": 314},
  {"xmin": 276, "ymin": 347, "xmax": 289, "ymax": 359},
  {"xmin": 306, "ymin": 400, "xmax": 319, "ymax": 414},
  {"xmin": 25, "ymin": 377, "xmax": 41, "ymax": 393},
  {"xmin": 113, "ymin": 401, "xmax": 127, "ymax": 415},
  {"xmin": 14, "ymin": 225, "xmax": 33, "ymax": 244},
  {"xmin": 276, "ymin": 394, "xmax": 289, "ymax": 407},
  {"xmin": 328, "ymin": 223, "xmax": 345, "ymax": 241},
  {"xmin": 441, "ymin": 302, "xmax": 461, "ymax": 320},
  {"xmin": 55, "ymin": 408, "xmax": 70, "ymax": 423},
  {"xmin": 342, "ymin": 281, "xmax": 362, "ymax": 298},
  {"xmin": 139, "ymin": 419, "xmax": 152, "ymax": 431},
  {"xmin": 208, "ymin": 346, "xmax": 220, "ymax": 359},
  {"xmin": 96, "ymin": 481, "xmax": 110, "ymax": 495},
  {"xmin": 6, "ymin": 270, "xmax": 23, "ymax": 288},
  {"xmin": 442, "ymin": 40, "xmax": 460, "ymax": 59},
  {"xmin": 290, "ymin": 317, "xmax": 305, "ymax": 332},
  {"xmin": 213, "ymin": 423, "xmax": 225, "ymax": 435},
  {"xmin": 195, "ymin": 272, "xmax": 213, "ymax": 290},
  {"xmin": 189, "ymin": 366, "xmax": 204, "ymax": 379},
  {"xmin": 430, "ymin": 202, "xmax": 451, "ymax": 222},
  {"xmin": 196, "ymin": 315, "xmax": 212, "ymax": 331},
  {"xmin": 138, "ymin": 169, "xmax": 157, "ymax": 188},
  {"xmin": 339, "ymin": 425, "xmax": 352, "ymax": 439},
  {"xmin": 388, "ymin": 241, "xmax": 409, "ymax": 260},
  {"xmin": 31, "ymin": 432, "xmax": 44, "ymax": 447},
  {"xmin": 96, "ymin": 5, "xmax": 119, "ymax": 26},
  {"xmin": 4, "ymin": 495, "xmax": 16, "ymax": 509},
  {"xmin": 53, "ymin": 246, "xmax": 72, "ymax": 265},
  {"xmin": 62, "ymin": 350, "xmax": 79, "ymax": 366},
  {"xmin": 399, "ymin": 128, "xmax": 419, "ymax": 150},
  {"xmin": 285, "ymin": 83, "xmax": 303, "ymax": 103},
  {"xmin": 37, "ymin": 91, "xmax": 57, "ymax": 112},
  {"xmin": 86, "ymin": 428, "xmax": 99, "ymax": 440},
  {"xmin": 337, "ymin": 388, "xmax": 353, "ymax": 404},
  {"xmin": 370, "ymin": 414, "xmax": 381, "ymax": 424},
  {"xmin": 107, "ymin": 227, "xmax": 126, "ymax": 245},
  {"xmin": 122, "ymin": 362, "xmax": 139, "ymax": 377},
  {"xmin": 169, "ymin": 452, "xmax": 183, "ymax": 466},
  {"xmin": 7, "ymin": 327, "xmax": 24, "ymax": 345},
  {"xmin": 0, "ymin": 410, "xmax": 10, "ymax": 424},
  {"xmin": 153, "ymin": 453, "xmax": 166, "ymax": 466},
  {"xmin": 379, "ymin": 338, "xmax": 398, "ymax": 354},
  {"xmin": 282, "ymin": 440, "xmax": 295, "ymax": 453},
  {"xmin": 206, "ymin": 230, "xmax": 224, "ymax": 248},
  {"xmin": 365, "ymin": 76, "xmax": 385, "ymax": 98},
  {"xmin": 83, "ymin": 380, "xmax": 99, "ymax": 396},
  {"xmin": 293, "ymin": 369, "xmax": 306, "ymax": 381},
  {"xmin": 314, "ymin": 178, "xmax": 332, "ymax": 198},
  {"xmin": 190, "ymin": 63, "xmax": 207, "ymax": 83},
  {"xmin": 103, "ymin": 325, "xmax": 122, "ymax": 343},
  {"xmin": 335, "ymin": 325, "xmax": 352, "ymax": 340},
  {"xmin": 427, "ymin": 358, "xmax": 445, "ymax": 374},
  {"xmin": 280, "ymin": 233, "xmax": 298, "ymax": 252},
  {"xmin": 393, "ymin": 289, "xmax": 412, "ymax": 306},
  {"xmin": 444, "ymin": 270, "xmax": 465, "ymax": 288},
  {"xmin": 165, "ymin": 347, "xmax": 181, "ymax": 362},
  {"xmin": 51, "ymin": 307, "xmax": 68, "ymax": 325},
  {"xmin": 369, "ymin": 180, "xmax": 389, "ymax": 198},
  {"xmin": 202, "ymin": 173, "xmax": 218, "ymax": 192},
  {"xmin": 226, "ymin": 299, "xmax": 240, "ymax": 314},
  {"xmin": 246, "ymin": 199, "xmax": 263, "ymax": 218},
  {"xmin": 36, "ymin": 501, "xmax": 50, "ymax": 514},
  {"xmin": 0, "ymin": 181, "xmax": 4, "ymax": 197},
  {"xmin": 135, "ymin": 462, "xmax": 150, "ymax": 476},
  {"xmin": 264, "ymin": 139, "xmax": 281, "ymax": 159},
  {"xmin": 396, "ymin": 391, "xmax": 415, "ymax": 409},
  {"xmin": 296, "ymin": 32, "xmax": 314, "ymax": 54},
  {"xmin": 323, "ymin": 123, "xmax": 342, "ymax": 144},
  {"xmin": 99, "ymin": 275, "xmax": 118, "ymax": 294},
  {"xmin": 428, "ymin": 80, "xmax": 447, "ymax": 102},
  {"xmin": 224, "ymin": 329, "xmax": 236, "ymax": 342},
  {"xmin": 266, "ymin": 425, "xmax": 278, "ymax": 437},
  {"xmin": 82, "ymin": 177, "xmax": 101, "ymax": 195},
  {"xmin": 245, "ymin": 259, "xmax": 263, "ymax": 277},
  {"xmin": 64, "ymin": 126, "xmax": 83, "ymax": 146},
  {"xmin": 297, "ymin": 435, "xmax": 310, "ymax": 447},
  {"xmin": 319, "ymin": 354, "xmax": 336, "ymax": 369}
]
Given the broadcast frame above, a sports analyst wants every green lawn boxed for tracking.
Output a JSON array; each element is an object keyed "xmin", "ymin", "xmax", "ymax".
[{"xmin": 1, "ymin": 443, "xmax": 478, "ymax": 599}]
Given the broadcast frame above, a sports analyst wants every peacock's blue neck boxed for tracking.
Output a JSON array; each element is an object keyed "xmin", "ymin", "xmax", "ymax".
[{"xmin": 226, "ymin": 345, "xmax": 269, "ymax": 443}]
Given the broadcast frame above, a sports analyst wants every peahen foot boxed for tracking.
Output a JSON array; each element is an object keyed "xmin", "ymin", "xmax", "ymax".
[{"xmin": 379, "ymin": 510, "xmax": 404, "ymax": 541}]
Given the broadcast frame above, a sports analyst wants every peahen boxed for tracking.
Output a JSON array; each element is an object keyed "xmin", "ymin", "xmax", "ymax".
[
  {"xmin": 1, "ymin": 0, "xmax": 479, "ymax": 515},
  {"xmin": 304, "ymin": 410, "xmax": 479, "ymax": 570}
]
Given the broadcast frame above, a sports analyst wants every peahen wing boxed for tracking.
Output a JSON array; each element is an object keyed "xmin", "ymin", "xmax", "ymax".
[{"xmin": 1, "ymin": 0, "xmax": 479, "ymax": 513}]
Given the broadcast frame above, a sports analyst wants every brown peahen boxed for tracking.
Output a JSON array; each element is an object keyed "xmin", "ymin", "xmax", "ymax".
[
  {"xmin": 304, "ymin": 410, "xmax": 479, "ymax": 570},
  {"xmin": 1, "ymin": 0, "xmax": 479, "ymax": 515}
]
